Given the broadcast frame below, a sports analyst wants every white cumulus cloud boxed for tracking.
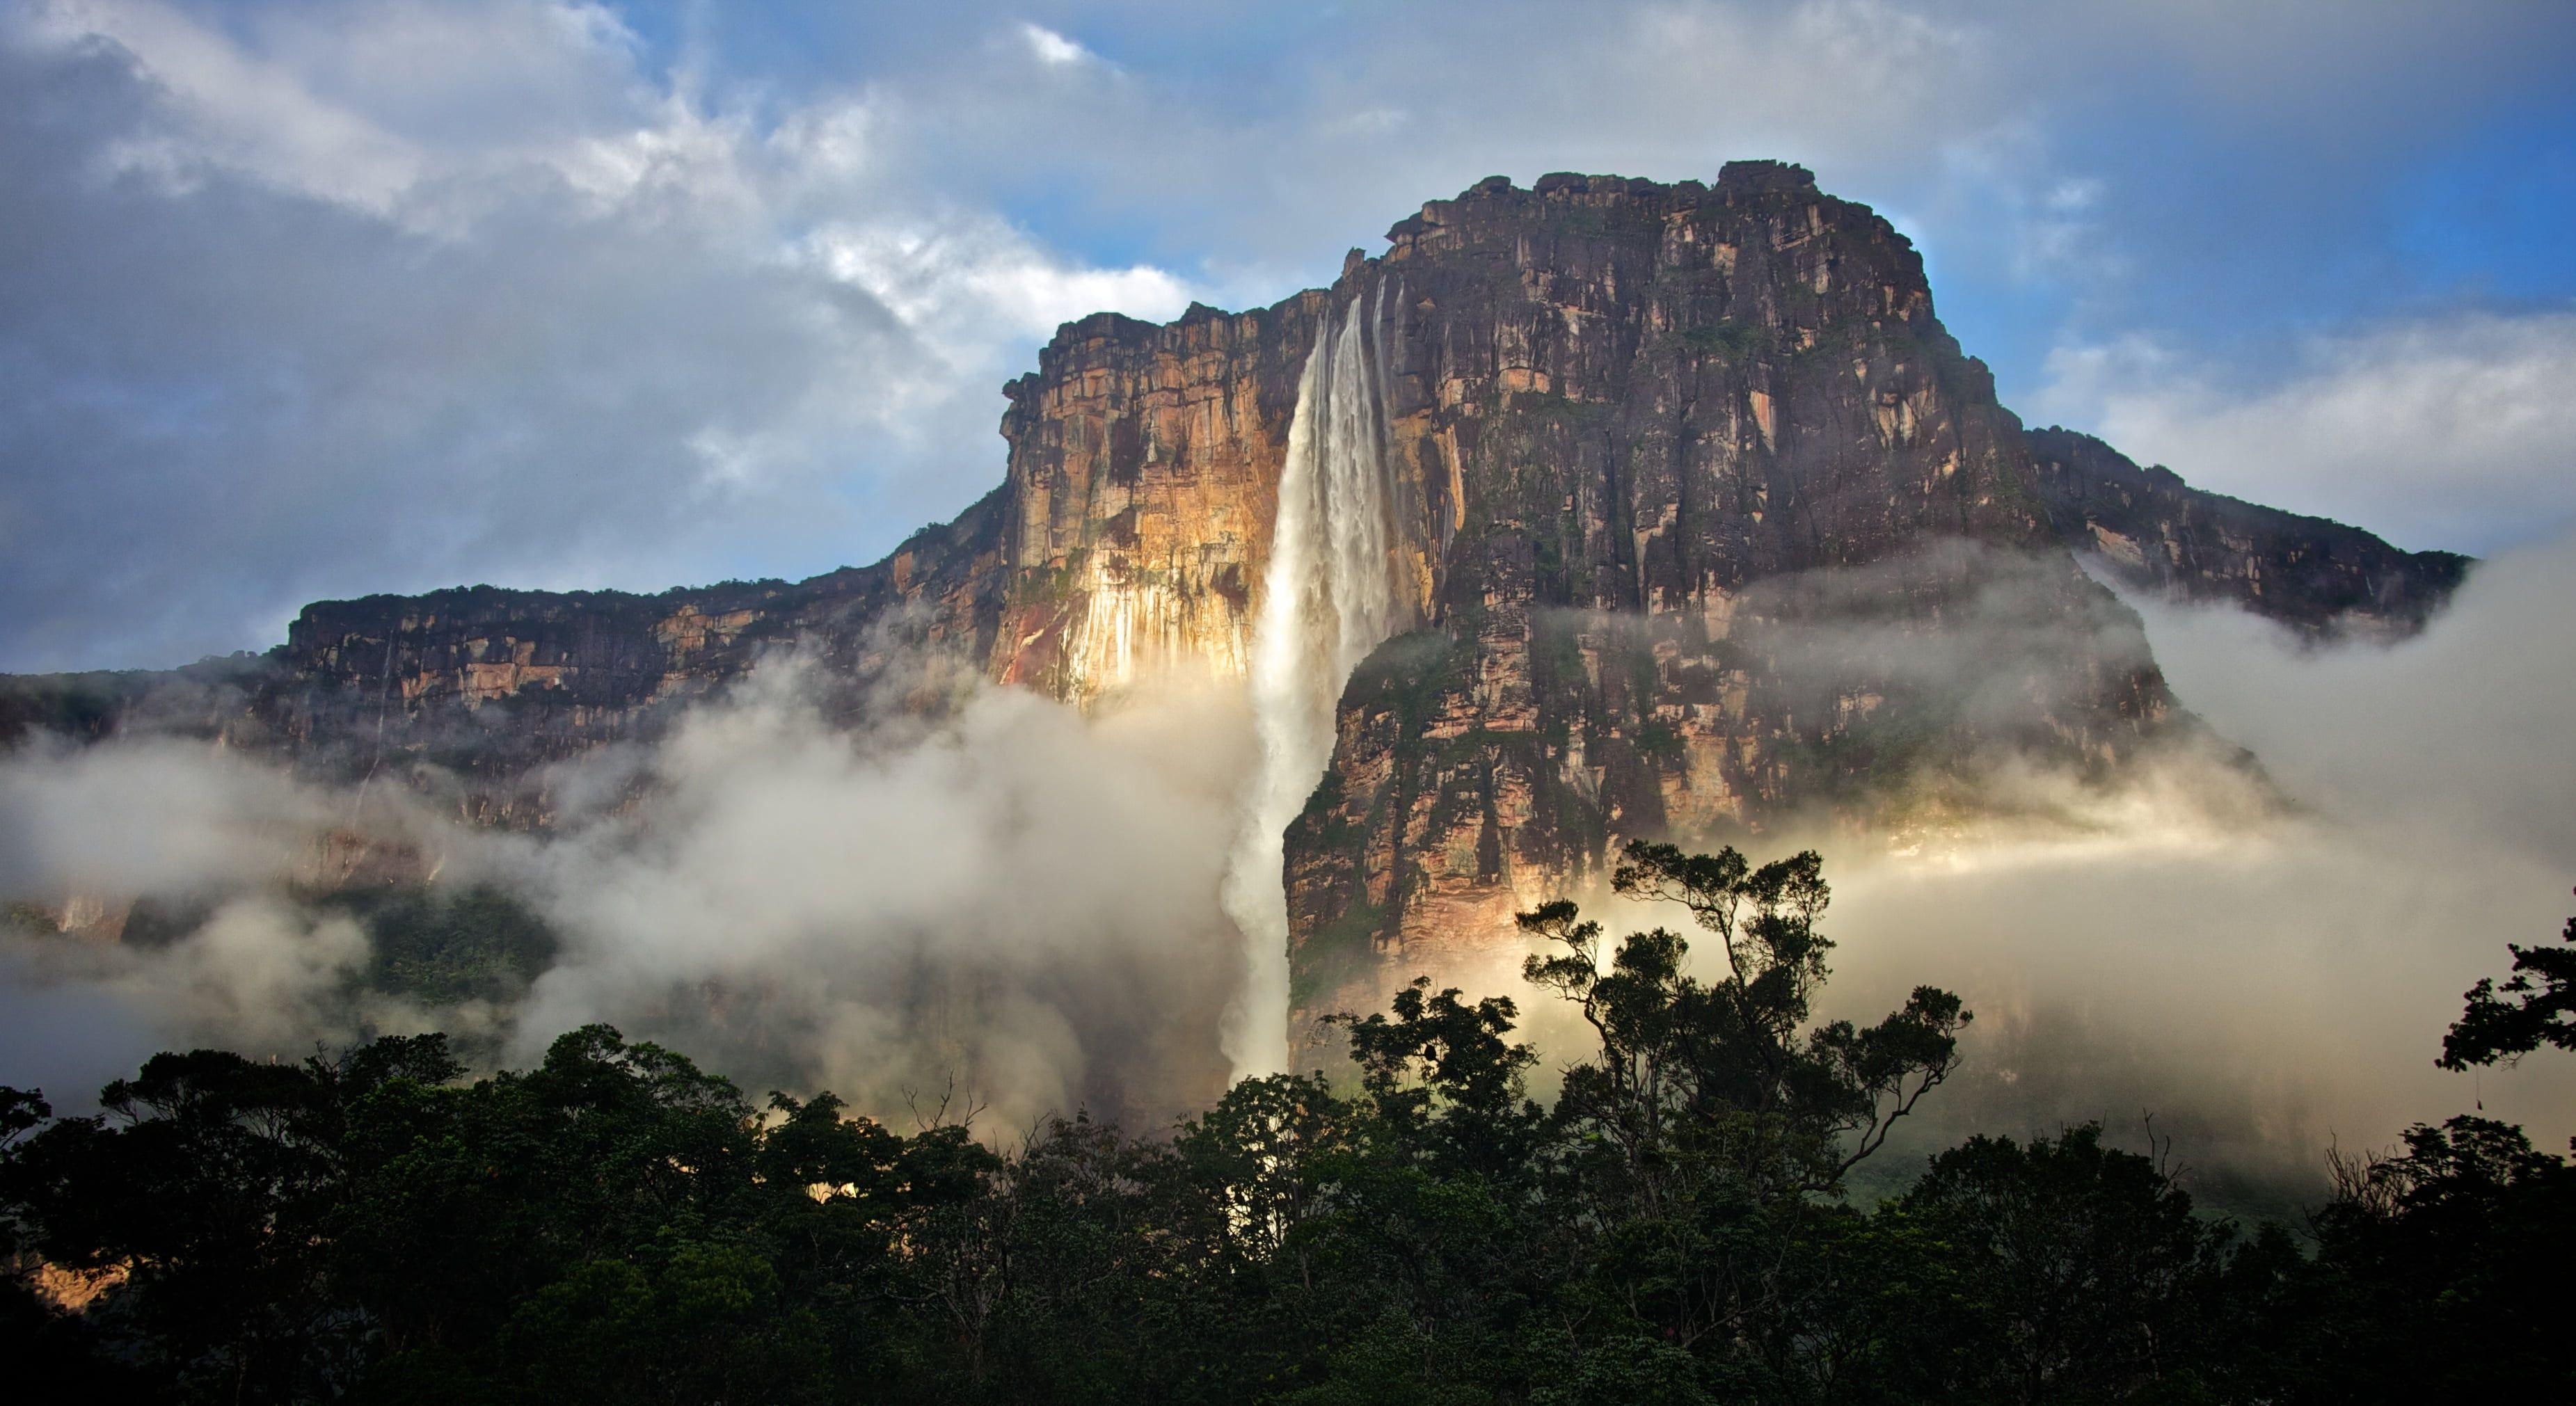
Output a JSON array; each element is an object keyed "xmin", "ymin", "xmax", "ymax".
[
  {"xmin": 1018, "ymin": 22, "xmax": 1095, "ymax": 69},
  {"xmin": 2036, "ymin": 309, "xmax": 2576, "ymax": 554}
]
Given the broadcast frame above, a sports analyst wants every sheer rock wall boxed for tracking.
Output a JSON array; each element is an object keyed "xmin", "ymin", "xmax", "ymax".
[{"xmin": 0, "ymin": 166, "xmax": 2466, "ymax": 1042}]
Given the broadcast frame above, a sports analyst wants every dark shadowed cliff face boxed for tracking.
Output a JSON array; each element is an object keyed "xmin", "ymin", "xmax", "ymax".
[
  {"xmin": 1271, "ymin": 164, "xmax": 2182, "ymax": 1030},
  {"xmin": 0, "ymin": 163, "xmax": 2466, "ymax": 1043},
  {"xmin": 2026, "ymin": 426, "xmax": 2469, "ymax": 640},
  {"xmin": 175, "ymin": 488, "xmax": 1010, "ymax": 827}
]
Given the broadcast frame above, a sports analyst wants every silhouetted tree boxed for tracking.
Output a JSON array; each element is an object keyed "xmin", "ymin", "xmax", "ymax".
[
  {"xmin": 2443, "ymin": 886, "xmax": 2576, "ymax": 1070},
  {"xmin": 3, "ymin": 847, "xmax": 2568, "ymax": 1403}
]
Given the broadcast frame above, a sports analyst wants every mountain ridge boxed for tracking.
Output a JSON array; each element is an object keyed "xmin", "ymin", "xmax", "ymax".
[{"xmin": 0, "ymin": 165, "xmax": 2470, "ymax": 1037}]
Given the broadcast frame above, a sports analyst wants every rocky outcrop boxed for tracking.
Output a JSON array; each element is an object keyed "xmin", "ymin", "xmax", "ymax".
[
  {"xmin": 1269, "ymin": 166, "xmax": 2186, "ymax": 1033},
  {"xmin": 2026, "ymin": 426, "xmax": 2469, "ymax": 639},
  {"xmin": 0, "ymin": 164, "xmax": 2466, "ymax": 1053},
  {"xmin": 1, "ymin": 490, "xmax": 1009, "ymax": 825},
  {"xmin": 989, "ymin": 298, "xmax": 1330, "ymax": 701},
  {"xmin": 0, "ymin": 302, "xmax": 1328, "ymax": 820}
]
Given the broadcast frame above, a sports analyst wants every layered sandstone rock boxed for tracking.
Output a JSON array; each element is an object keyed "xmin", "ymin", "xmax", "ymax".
[
  {"xmin": 989, "ymin": 298, "xmax": 1330, "ymax": 701},
  {"xmin": 1271, "ymin": 165, "xmax": 2184, "ymax": 1034},
  {"xmin": 2, "ymin": 489, "xmax": 1015, "ymax": 826},
  {"xmin": 0, "ymin": 165, "xmax": 2468, "ymax": 1050}
]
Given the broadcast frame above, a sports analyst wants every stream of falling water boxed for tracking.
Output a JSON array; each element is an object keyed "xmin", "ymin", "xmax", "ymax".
[{"xmin": 1219, "ymin": 285, "xmax": 1406, "ymax": 1079}]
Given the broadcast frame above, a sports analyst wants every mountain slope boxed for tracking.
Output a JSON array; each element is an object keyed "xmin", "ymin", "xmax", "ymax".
[
  {"xmin": 0, "ymin": 165, "xmax": 2465, "ymax": 1043},
  {"xmin": 2027, "ymin": 425, "xmax": 2468, "ymax": 639}
]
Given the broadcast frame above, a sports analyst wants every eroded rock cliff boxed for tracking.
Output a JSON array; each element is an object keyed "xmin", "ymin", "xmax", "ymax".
[
  {"xmin": 2026, "ymin": 426, "xmax": 2468, "ymax": 639},
  {"xmin": 0, "ymin": 164, "xmax": 2467, "ymax": 1048},
  {"xmin": 1267, "ymin": 165, "xmax": 2184, "ymax": 1032},
  {"xmin": 990, "ymin": 299, "xmax": 1331, "ymax": 700}
]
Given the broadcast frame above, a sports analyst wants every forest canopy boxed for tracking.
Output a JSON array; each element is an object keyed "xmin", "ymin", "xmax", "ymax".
[{"xmin": 3, "ymin": 845, "xmax": 2570, "ymax": 1403}]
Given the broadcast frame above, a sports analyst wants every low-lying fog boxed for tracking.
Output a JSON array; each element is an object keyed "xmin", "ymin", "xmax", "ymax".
[
  {"xmin": 1813, "ymin": 530, "xmax": 2576, "ymax": 1206},
  {"xmin": 2, "ymin": 530, "xmax": 2569, "ymax": 1212}
]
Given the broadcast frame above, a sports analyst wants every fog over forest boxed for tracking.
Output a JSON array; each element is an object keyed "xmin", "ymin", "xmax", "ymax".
[{"xmin": 6, "ymin": 530, "xmax": 2569, "ymax": 1207}]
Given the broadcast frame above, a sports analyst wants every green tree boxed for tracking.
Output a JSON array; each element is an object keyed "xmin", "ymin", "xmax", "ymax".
[
  {"xmin": 1516, "ymin": 841, "xmax": 1971, "ymax": 1382},
  {"xmin": 3, "ymin": 1049, "xmax": 355, "ymax": 1400},
  {"xmin": 1869, "ymin": 1124, "xmax": 2241, "ymax": 1404},
  {"xmin": 2282, "ymin": 1116, "xmax": 2576, "ymax": 1403},
  {"xmin": 488, "ymin": 1240, "xmax": 832, "ymax": 1405},
  {"xmin": 1326, "ymin": 977, "xmax": 1545, "ymax": 1183},
  {"xmin": 2442, "ymin": 887, "xmax": 2576, "ymax": 1069},
  {"xmin": 1524, "ymin": 841, "xmax": 1971, "ymax": 1205}
]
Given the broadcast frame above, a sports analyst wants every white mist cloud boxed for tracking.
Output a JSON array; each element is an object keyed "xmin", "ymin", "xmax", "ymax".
[
  {"xmin": 800, "ymin": 218, "xmax": 1193, "ymax": 350},
  {"xmin": 1017, "ymin": 22, "xmax": 1095, "ymax": 70},
  {"xmin": 0, "ymin": 737, "xmax": 331, "ymax": 897},
  {"xmin": 15, "ymin": 0, "xmax": 431, "ymax": 213},
  {"xmin": 0, "ymin": 650, "xmax": 1259, "ymax": 1129},
  {"xmin": 1462, "ymin": 535, "xmax": 2576, "ymax": 1206},
  {"xmin": 109, "ymin": 896, "xmax": 374, "ymax": 1047},
  {"xmin": 1800, "ymin": 532, "xmax": 2576, "ymax": 1200},
  {"xmin": 0, "ymin": 724, "xmax": 490, "ymax": 1099},
  {"xmin": 2035, "ymin": 309, "xmax": 2576, "ymax": 554},
  {"xmin": 502, "ymin": 658, "xmax": 1255, "ymax": 1128}
]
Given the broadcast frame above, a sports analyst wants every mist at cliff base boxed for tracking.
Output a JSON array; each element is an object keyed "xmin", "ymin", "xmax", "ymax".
[
  {"xmin": 0, "ymin": 660, "xmax": 1259, "ymax": 1133},
  {"xmin": 1784, "ymin": 529, "xmax": 2576, "ymax": 1204},
  {"xmin": 505, "ymin": 662, "xmax": 1258, "ymax": 1131},
  {"xmin": 1, "ymin": 531, "xmax": 2571, "ymax": 1201}
]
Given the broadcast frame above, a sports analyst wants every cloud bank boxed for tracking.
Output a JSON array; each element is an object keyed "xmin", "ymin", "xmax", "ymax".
[
  {"xmin": 1798, "ymin": 532, "xmax": 2576, "ymax": 1205},
  {"xmin": 508, "ymin": 660, "xmax": 1253, "ymax": 1129},
  {"xmin": 0, "ymin": 0, "xmax": 1199, "ymax": 670},
  {"xmin": 2037, "ymin": 310, "xmax": 2576, "ymax": 554},
  {"xmin": 0, "ymin": 657, "xmax": 1253, "ymax": 1132},
  {"xmin": 1, "ymin": 534, "xmax": 2570, "ymax": 1198}
]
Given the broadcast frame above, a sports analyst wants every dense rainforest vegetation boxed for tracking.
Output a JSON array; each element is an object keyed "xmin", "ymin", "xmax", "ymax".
[{"xmin": 4, "ymin": 847, "xmax": 2570, "ymax": 1403}]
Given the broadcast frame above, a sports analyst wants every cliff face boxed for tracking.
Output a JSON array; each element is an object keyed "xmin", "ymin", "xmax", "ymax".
[
  {"xmin": 988, "ymin": 298, "xmax": 1330, "ymax": 701},
  {"xmin": 0, "ymin": 490, "xmax": 1009, "ymax": 834},
  {"xmin": 2026, "ymin": 426, "xmax": 2468, "ymax": 639},
  {"xmin": 1268, "ymin": 166, "xmax": 2184, "ymax": 1030},
  {"xmin": 259, "ymin": 488, "xmax": 1011, "ymax": 824},
  {"xmin": 50, "ymin": 299, "xmax": 1337, "ymax": 826},
  {"xmin": 0, "ymin": 164, "xmax": 2467, "ymax": 1041}
]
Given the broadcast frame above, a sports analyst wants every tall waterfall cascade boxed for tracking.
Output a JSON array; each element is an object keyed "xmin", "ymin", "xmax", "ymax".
[{"xmin": 1219, "ymin": 286, "xmax": 1409, "ymax": 1078}]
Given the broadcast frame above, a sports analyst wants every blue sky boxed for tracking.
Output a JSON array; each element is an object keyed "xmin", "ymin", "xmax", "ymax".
[{"xmin": 3, "ymin": 0, "xmax": 2573, "ymax": 671}]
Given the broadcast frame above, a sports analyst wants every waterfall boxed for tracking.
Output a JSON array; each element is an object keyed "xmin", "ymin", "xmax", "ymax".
[{"xmin": 1220, "ymin": 285, "xmax": 1406, "ymax": 1079}]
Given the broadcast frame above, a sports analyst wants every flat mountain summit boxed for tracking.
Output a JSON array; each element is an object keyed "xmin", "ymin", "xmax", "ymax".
[{"xmin": 0, "ymin": 164, "xmax": 2465, "ymax": 1044}]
